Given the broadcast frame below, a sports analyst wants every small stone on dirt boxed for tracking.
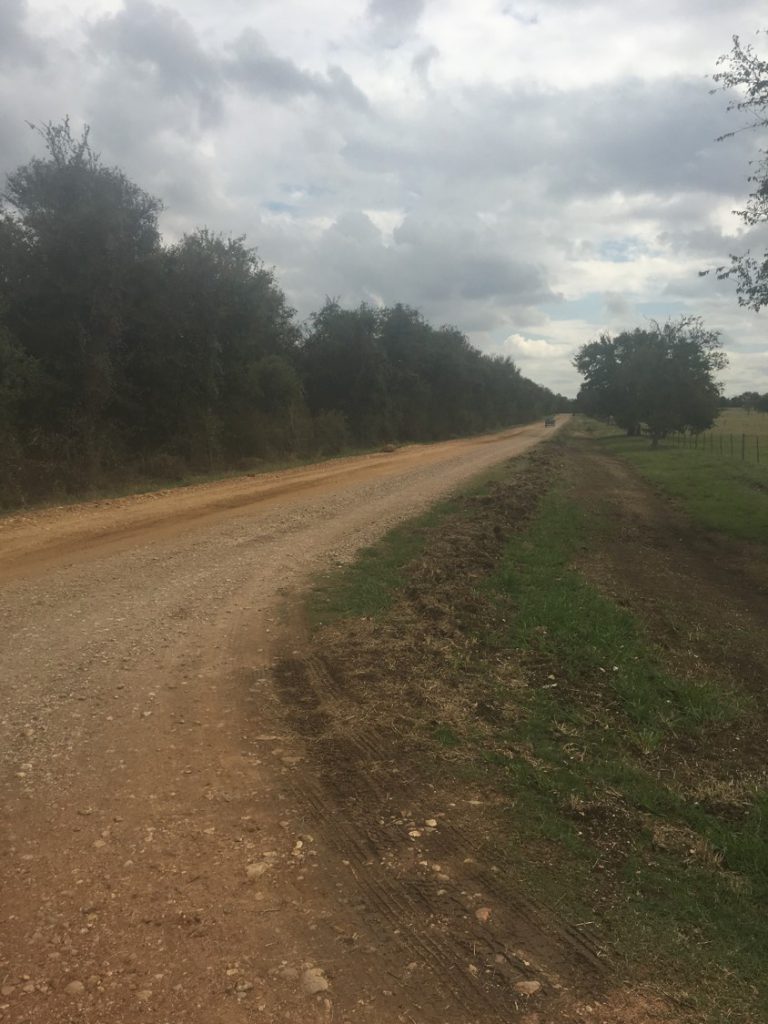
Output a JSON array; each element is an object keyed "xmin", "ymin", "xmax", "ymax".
[
  {"xmin": 514, "ymin": 980, "xmax": 542, "ymax": 997},
  {"xmin": 475, "ymin": 906, "xmax": 492, "ymax": 924},
  {"xmin": 246, "ymin": 861, "xmax": 270, "ymax": 881},
  {"xmin": 65, "ymin": 981, "xmax": 85, "ymax": 996},
  {"xmin": 301, "ymin": 967, "xmax": 330, "ymax": 996}
]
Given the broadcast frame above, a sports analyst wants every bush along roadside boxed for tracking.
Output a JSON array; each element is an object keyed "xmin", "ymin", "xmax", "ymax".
[{"xmin": 306, "ymin": 432, "xmax": 768, "ymax": 1024}]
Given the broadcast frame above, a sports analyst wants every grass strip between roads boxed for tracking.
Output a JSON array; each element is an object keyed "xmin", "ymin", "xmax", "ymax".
[{"xmin": 307, "ymin": 432, "xmax": 768, "ymax": 1024}]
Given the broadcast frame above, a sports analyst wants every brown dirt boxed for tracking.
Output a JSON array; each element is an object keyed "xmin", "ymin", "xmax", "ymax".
[
  {"xmin": 271, "ymin": 444, "xmax": 683, "ymax": 1024},
  {"xmin": 1, "ymin": 420, "xmax": 605, "ymax": 1024}
]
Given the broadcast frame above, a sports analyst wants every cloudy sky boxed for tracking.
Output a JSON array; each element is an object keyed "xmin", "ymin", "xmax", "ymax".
[{"xmin": 1, "ymin": 0, "xmax": 767, "ymax": 395}]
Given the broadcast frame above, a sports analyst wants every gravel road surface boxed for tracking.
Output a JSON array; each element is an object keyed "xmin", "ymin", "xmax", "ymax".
[{"xmin": 1, "ymin": 422, "xmax": 563, "ymax": 1024}]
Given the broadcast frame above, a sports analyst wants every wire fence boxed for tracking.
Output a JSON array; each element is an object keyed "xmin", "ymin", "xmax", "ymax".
[{"xmin": 668, "ymin": 429, "xmax": 763, "ymax": 466}]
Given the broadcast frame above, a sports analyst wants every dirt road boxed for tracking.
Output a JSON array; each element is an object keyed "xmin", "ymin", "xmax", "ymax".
[{"xmin": 1, "ymin": 422, "xmax": 575, "ymax": 1024}]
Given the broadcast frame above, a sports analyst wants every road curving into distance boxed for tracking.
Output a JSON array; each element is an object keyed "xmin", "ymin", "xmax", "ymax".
[{"xmin": 1, "ymin": 419, "xmax": 583, "ymax": 1024}]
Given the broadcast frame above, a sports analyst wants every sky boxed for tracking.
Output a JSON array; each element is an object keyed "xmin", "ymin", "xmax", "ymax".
[{"xmin": 1, "ymin": 0, "xmax": 767, "ymax": 397}]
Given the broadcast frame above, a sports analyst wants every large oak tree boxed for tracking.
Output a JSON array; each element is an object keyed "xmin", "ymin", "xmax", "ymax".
[{"xmin": 574, "ymin": 318, "xmax": 727, "ymax": 445}]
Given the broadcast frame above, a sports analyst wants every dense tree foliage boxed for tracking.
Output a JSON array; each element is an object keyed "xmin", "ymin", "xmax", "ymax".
[
  {"xmin": 0, "ymin": 121, "xmax": 565, "ymax": 505},
  {"xmin": 574, "ymin": 318, "xmax": 727, "ymax": 445},
  {"xmin": 711, "ymin": 33, "xmax": 768, "ymax": 309}
]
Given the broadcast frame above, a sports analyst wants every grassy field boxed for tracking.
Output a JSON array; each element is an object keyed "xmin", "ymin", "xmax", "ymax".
[
  {"xmin": 480, "ymin": 488, "xmax": 766, "ymax": 1022},
  {"xmin": 576, "ymin": 416, "xmax": 768, "ymax": 544},
  {"xmin": 306, "ymin": 431, "xmax": 768, "ymax": 1023},
  {"xmin": 711, "ymin": 407, "xmax": 768, "ymax": 437}
]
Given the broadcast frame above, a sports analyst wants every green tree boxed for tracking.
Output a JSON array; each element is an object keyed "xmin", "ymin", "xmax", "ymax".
[
  {"xmin": 301, "ymin": 302, "xmax": 389, "ymax": 444},
  {"xmin": 711, "ymin": 33, "xmax": 768, "ymax": 309},
  {"xmin": 0, "ymin": 118, "xmax": 162, "ymax": 475},
  {"xmin": 0, "ymin": 326, "xmax": 42, "ymax": 500},
  {"xmin": 575, "ymin": 318, "xmax": 727, "ymax": 446},
  {"xmin": 118, "ymin": 230, "xmax": 299, "ymax": 466}
]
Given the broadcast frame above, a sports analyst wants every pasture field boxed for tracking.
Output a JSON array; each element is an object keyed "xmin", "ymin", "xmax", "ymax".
[
  {"xmin": 304, "ymin": 427, "xmax": 768, "ymax": 1024},
  {"xmin": 712, "ymin": 406, "xmax": 768, "ymax": 437}
]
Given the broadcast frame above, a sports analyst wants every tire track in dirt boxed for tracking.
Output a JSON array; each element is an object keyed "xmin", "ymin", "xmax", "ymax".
[{"xmin": 273, "ymin": 654, "xmax": 608, "ymax": 1023}]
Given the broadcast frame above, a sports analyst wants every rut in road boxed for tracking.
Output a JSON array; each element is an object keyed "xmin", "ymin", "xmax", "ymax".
[{"xmin": 0, "ymin": 422, "xmax": 636, "ymax": 1024}]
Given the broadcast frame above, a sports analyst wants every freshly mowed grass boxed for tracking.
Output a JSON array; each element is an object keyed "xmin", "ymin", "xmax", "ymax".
[
  {"xmin": 597, "ymin": 434, "xmax": 768, "ymax": 544},
  {"xmin": 308, "ymin": 439, "xmax": 768, "ymax": 1021},
  {"xmin": 476, "ymin": 491, "xmax": 767, "ymax": 1021}
]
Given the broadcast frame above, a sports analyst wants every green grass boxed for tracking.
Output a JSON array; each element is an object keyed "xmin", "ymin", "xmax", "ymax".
[
  {"xmin": 475, "ymin": 490, "xmax": 767, "ymax": 1021},
  {"xmin": 596, "ymin": 434, "xmax": 768, "ymax": 544},
  {"xmin": 493, "ymin": 493, "xmax": 744, "ymax": 738},
  {"xmin": 309, "ymin": 501, "xmax": 452, "ymax": 622}
]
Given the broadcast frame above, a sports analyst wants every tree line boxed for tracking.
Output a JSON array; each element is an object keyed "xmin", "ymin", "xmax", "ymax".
[
  {"xmin": 721, "ymin": 391, "xmax": 768, "ymax": 413},
  {"xmin": 0, "ymin": 120, "xmax": 566, "ymax": 507}
]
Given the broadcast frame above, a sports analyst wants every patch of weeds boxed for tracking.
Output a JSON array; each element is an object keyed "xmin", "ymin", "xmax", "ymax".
[{"xmin": 433, "ymin": 723, "xmax": 462, "ymax": 748}]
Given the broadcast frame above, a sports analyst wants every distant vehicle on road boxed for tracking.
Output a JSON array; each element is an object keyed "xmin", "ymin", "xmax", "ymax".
[{"xmin": 544, "ymin": 416, "xmax": 556, "ymax": 427}]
